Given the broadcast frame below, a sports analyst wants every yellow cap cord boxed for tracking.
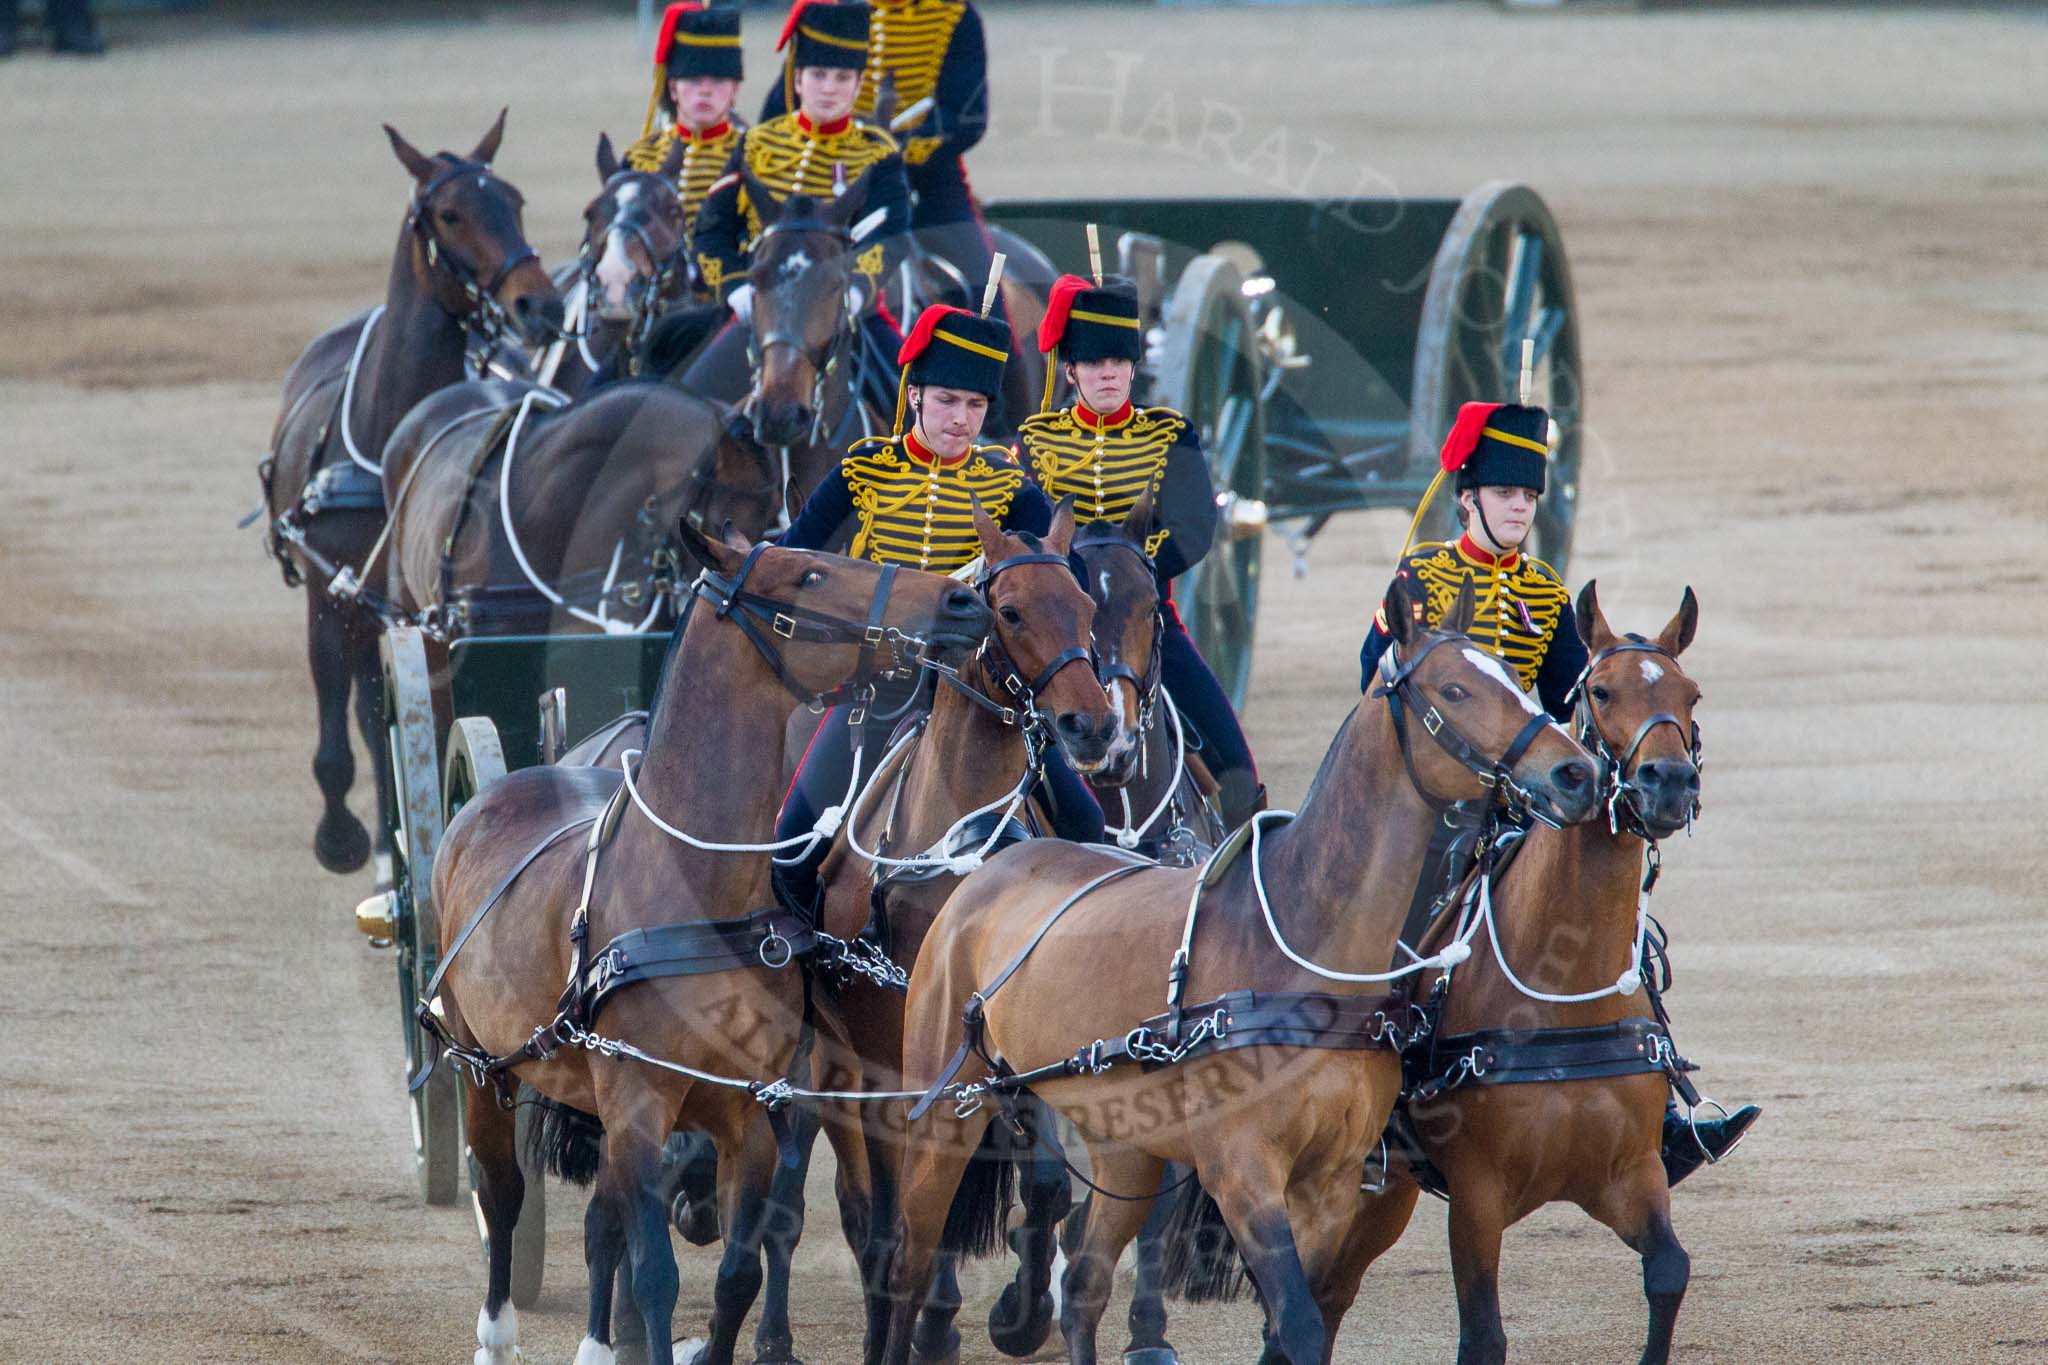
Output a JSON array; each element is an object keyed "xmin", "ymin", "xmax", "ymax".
[
  {"xmin": 1399, "ymin": 466, "xmax": 1449, "ymax": 558},
  {"xmin": 1040, "ymin": 344, "xmax": 1058, "ymax": 413}
]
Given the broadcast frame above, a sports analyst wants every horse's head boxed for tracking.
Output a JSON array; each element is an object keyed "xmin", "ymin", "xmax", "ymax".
[
  {"xmin": 384, "ymin": 110, "xmax": 563, "ymax": 346},
  {"xmin": 585, "ymin": 134, "xmax": 689, "ymax": 322},
  {"xmin": 680, "ymin": 427, "xmax": 782, "ymax": 542},
  {"xmin": 1073, "ymin": 490, "xmax": 1164, "ymax": 783},
  {"xmin": 743, "ymin": 168, "xmax": 873, "ymax": 447},
  {"xmin": 972, "ymin": 498, "xmax": 1122, "ymax": 775},
  {"xmin": 1571, "ymin": 581, "xmax": 1704, "ymax": 840},
  {"xmin": 1374, "ymin": 573, "xmax": 1598, "ymax": 827},
  {"xmin": 677, "ymin": 519, "xmax": 991, "ymax": 699}
]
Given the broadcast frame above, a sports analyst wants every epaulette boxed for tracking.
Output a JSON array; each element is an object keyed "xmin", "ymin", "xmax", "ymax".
[
  {"xmin": 1520, "ymin": 554, "xmax": 1563, "ymax": 584},
  {"xmin": 845, "ymin": 433, "xmax": 901, "ymax": 459}
]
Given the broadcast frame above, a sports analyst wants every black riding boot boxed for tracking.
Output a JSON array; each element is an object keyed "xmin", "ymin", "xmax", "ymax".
[
  {"xmin": 1662, "ymin": 1101, "xmax": 1761, "ymax": 1187},
  {"xmin": 1216, "ymin": 769, "xmax": 1268, "ymax": 835}
]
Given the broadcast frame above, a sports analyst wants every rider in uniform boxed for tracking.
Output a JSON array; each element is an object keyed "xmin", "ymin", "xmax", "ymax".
[
  {"xmin": 684, "ymin": 1, "xmax": 912, "ymax": 404},
  {"xmin": 622, "ymin": 1, "xmax": 746, "ymax": 273},
  {"xmin": 1018, "ymin": 273, "xmax": 1266, "ymax": 832},
  {"xmin": 772, "ymin": 301, "xmax": 1106, "ymax": 914},
  {"xmin": 758, "ymin": 0, "xmax": 997, "ymax": 323},
  {"xmin": 1360, "ymin": 400, "xmax": 1758, "ymax": 1185}
]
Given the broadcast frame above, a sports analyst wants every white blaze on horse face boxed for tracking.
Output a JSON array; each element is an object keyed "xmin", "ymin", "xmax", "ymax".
[
  {"xmin": 1097, "ymin": 569, "xmax": 1113, "ymax": 603},
  {"xmin": 1640, "ymin": 658, "xmax": 1666, "ymax": 685},
  {"xmin": 779, "ymin": 248, "xmax": 813, "ymax": 281},
  {"xmin": 594, "ymin": 182, "xmax": 643, "ymax": 313},
  {"xmin": 1461, "ymin": 646, "xmax": 1545, "ymax": 717}
]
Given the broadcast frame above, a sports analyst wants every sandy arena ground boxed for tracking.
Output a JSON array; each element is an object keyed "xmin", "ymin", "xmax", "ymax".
[{"xmin": 3, "ymin": 3, "xmax": 2046, "ymax": 1361}]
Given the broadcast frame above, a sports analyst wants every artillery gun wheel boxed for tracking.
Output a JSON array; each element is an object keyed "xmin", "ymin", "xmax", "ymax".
[
  {"xmin": 1153, "ymin": 253, "xmax": 1267, "ymax": 708},
  {"xmin": 1409, "ymin": 182, "xmax": 1584, "ymax": 571},
  {"xmin": 380, "ymin": 626, "xmax": 461, "ymax": 1206}
]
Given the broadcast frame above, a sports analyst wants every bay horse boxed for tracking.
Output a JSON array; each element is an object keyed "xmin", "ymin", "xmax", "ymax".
[
  {"xmin": 261, "ymin": 110, "xmax": 560, "ymax": 877},
  {"xmin": 536, "ymin": 133, "xmax": 722, "ymax": 397},
  {"xmin": 1073, "ymin": 502, "xmax": 1225, "ymax": 868},
  {"xmin": 1334, "ymin": 582, "xmax": 1710, "ymax": 1365},
  {"xmin": 374, "ymin": 368, "xmax": 773, "ymax": 641},
  {"xmin": 424, "ymin": 524, "xmax": 993, "ymax": 1365},
  {"xmin": 879, "ymin": 575, "xmax": 1600, "ymax": 1365},
  {"xmin": 800, "ymin": 499, "xmax": 1124, "ymax": 1364}
]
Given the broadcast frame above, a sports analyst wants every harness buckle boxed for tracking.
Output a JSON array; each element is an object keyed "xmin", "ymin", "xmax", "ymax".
[
  {"xmin": 864, "ymin": 624, "xmax": 886, "ymax": 647},
  {"xmin": 773, "ymin": 612, "xmax": 797, "ymax": 640},
  {"xmin": 759, "ymin": 929, "xmax": 794, "ymax": 970}
]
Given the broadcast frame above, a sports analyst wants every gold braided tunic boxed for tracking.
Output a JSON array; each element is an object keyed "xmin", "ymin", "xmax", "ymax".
[
  {"xmin": 691, "ymin": 112, "xmax": 909, "ymax": 300},
  {"xmin": 1016, "ymin": 402, "xmax": 1216, "ymax": 587},
  {"xmin": 621, "ymin": 119, "xmax": 743, "ymax": 249}
]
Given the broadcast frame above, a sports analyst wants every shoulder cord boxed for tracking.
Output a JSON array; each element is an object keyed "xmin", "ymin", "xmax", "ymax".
[
  {"xmin": 495, "ymin": 388, "xmax": 662, "ymax": 636},
  {"xmin": 1105, "ymin": 685, "xmax": 1188, "ymax": 851}
]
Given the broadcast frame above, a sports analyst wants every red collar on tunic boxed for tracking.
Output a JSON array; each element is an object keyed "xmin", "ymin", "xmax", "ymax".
[
  {"xmin": 1073, "ymin": 400, "xmax": 1135, "ymax": 432},
  {"xmin": 905, "ymin": 428, "xmax": 970, "ymax": 467},
  {"xmin": 674, "ymin": 119, "xmax": 732, "ymax": 143},
  {"xmin": 1457, "ymin": 532, "xmax": 1521, "ymax": 571},
  {"xmin": 796, "ymin": 111, "xmax": 852, "ymax": 138}
]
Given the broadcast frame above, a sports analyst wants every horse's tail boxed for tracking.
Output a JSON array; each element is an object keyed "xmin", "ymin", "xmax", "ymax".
[
  {"xmin": 1159, "ymin": 1174, "xmax": 1251, "ymax": 1302},
  {"xmin": 940, "ymin": 1116, "xmax": 1021, "ymax": 1259},
  {"xmin": 638, "ymin": 302, "xmax": 728, "ymax": 380},
  {"xmin": 522, "ymin": 1095, "xmax": 605, "ymax": 1186}
]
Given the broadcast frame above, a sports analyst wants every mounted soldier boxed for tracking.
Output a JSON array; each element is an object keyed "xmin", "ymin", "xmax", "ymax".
[
  {"xmin": 621, "ymin": 1, "xmax": 746, "ymax": 283},
  {"xmin": 683, "ymin": 0, "xmax": 912, "ymax": 405},
  {"xmin": 1360, "ymin": 397, "xmax": 1758, "ymax": 1185},
  {"xmin": 771, "ymin": 299, "xmax": 1107, "ymax": 915},
  {"xmin": 1019, "ymin": 272, "xmax": 1266, "ymax": 833},
  {"xmin": 758, "ymin": 0, "xmax": 997, "ymax": 324}
]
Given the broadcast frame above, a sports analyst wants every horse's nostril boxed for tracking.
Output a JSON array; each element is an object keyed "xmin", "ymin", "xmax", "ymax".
[
  {"xmin": 1555, "ymin": 760, "xmax": 1593, "ymax": 793},
  {"xmin": 941, "ymin": 587, "xmax": 982, "ymax": 618}
]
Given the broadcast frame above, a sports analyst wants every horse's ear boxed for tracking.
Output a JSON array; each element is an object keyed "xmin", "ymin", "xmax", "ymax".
[
  {"xmin": 784, "ymin": 478, "xmax": 807, "ymax": 528},
  {"xmin": 1441, "ymin": 576, "xmax": 1479, "ymax": 637},
  {"xmin": 1657, "ymin": 586, "xmax": 1699, "ymax": 658},
  {"xmin": 1382, "ymin": 571, "xmax": 1420, "ymax": 649},
  {"xmin": 1121, "ymin": 485, "xmax": 1156, "ymax": 544},
  {"xmin": 384, "ymin": 124, "xmax": 439, "ymax": 183},
  {"xmin": 1045, "ymin": 495, "xmax": 1077, "ymax": 557},
  {"xmin": 676, "ymin": 513, "xmax": 743, "ymax": 578},
  {"xmin": 658, "ymin": 136, "xmax": 686, "ymax": 181},
  {"xmin": 971, "ymin": 494, "xmax": 1006, "ymax": 562},
  {"xmin": 740, "ymin": 164, "xmax": 776, "ymax": 218},
  {"xmin": 832, "ymin": 166, "xmax": 874, "ymax": 228},
  {"xmin": 470, "ymin": 107, "xmax": 508, "ymax": 165},
  {"xmin": 595, "ymin": 131, "xmax": 620, "ymax": 182},
  {"xmin": 1574, "ymin": 579, "xmax": 1618, "ymax": 656},
  {"xmin": 872, "ymin": 72, "xmax": 900, "ymax": 132}
]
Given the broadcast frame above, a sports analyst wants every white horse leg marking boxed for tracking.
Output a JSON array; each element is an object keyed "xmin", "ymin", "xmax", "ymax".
[
  {"xmin": 573, "ymin": 1337, "xmax": 619, "ymax": 1365},
  {"xmin": 473, "ymin": 1302, "xmax": 517, "ymax": 1365}
]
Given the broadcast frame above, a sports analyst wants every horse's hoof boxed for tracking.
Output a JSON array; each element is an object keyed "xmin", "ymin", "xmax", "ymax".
[
  {"xmin": 987, "ymin": 1283, "xmax": 1055, "ymax": 1357},
  {"xmin": 673, "ymin": 1338, "xmax": 708, "ymax": 1365},
  {"xmin": 672, "ymin": 1190, "xmax": 720, "ymax": 1246},
  {"xmin": 314, "ymin": 812, "xmax": 372, "ymax": 874},
  {"xmin": 1122, "ymin": 1349, "xmax": 1180, "ymax": 1365},
  {"xmin": 909, "ymin": 1326, "xmax": 961, "ymax": 1365}
]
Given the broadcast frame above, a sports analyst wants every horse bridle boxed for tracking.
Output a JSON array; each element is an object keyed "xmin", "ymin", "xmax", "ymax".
[
  {"xmin": 1371, "ymin": 634, "xmax": 1566, "ymax": 827},
  {"xmin": 407, "ymin": 158, "xmax": 542, "ymax": 366},
  {"xmin": 1077, "ymin": 537, "xmax": 1164, "ymax": 732},
  {"xmin": 576, "ymin": 171, "xmax": 691, "ymax": 370},
  {"xmin": 691, "ymin": 543, "xmax": 930, "ymax": 710},
  {"xmin": 744, "ymin": 219, "xmax": 855, "ymax": 445},
  {"xmin": 1564, "ymin": 638, "xmax": 1704, "ymax": 838}
]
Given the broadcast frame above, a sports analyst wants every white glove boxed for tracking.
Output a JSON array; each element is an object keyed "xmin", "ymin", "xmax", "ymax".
[
  {"xmin": 726, "ymin": 283, "xmax": 755, "ymax": 324},
  {"xmin": 844, "ymin": 283, "xmax": 866, "ymax": 315}
]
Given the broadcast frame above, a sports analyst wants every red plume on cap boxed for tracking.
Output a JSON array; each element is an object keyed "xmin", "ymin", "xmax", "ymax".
[
  {"xmin": 655, "ymin": 1, "xmax": 702, "ymax": 62},
  {"xmin": 898, "ymin": 305, "xmax": 974, "ymax": 367},
  {"xmin": 776, "ymin": 0, "xmax": 818, "ymax": 51},
  {"xmin": 1439, "ymin": 402, "xmax": 1506, "ymax": 473},
  {"xmin": 1037, "ymin": 274, "xmax": 1091, "ymax": 355}
]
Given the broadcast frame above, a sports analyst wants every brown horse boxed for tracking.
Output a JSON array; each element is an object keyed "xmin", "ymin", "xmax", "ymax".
[
  {"xmin": 536, "ymin": 134, "xmax": 722, "ymax": 397},
  {"xmin": 1073, "ymin": 503, "xmax": 1225, "ymax": 867},
  {"xmin": 373, "ymin": 365, "xmax": 772, "ymax": 640},
  {"xmin": 879, "ymin": 575, "xmax": 1600, "ymax": 1365},
  {"xmin": 426, "ymin": 525, "xmax": 992, "ymax": 1365},
  {"xmin": 1333, "ymin": 582, "xmax": 1708, "ymax": 1365},
  {"xmin": 799, "ymin": 499, "xmax": 1122, "ymax": 1363},
  {"xmin": 262, "ymin": 111, "xmax": 560, "ymax": 877}
]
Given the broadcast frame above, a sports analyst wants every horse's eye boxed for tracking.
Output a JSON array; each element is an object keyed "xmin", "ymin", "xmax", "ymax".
[
  {"xmin": 999, "ymin": 605, "xmax": 1024, "ymax": 626},
  {"xmin": 1439, "ymin": 683, "xmax": 1469, "ymax": 702},
  {"xmin": 438, "ymin": 209, "xmax": 460, "ymax": 226},
  {"xmin": 799, "ymin": 568, "xmax": 825, "ymax": 587},
  {"xmin": 1589, "ymin": 685, "xmax": 1611, "ymax": 704}
]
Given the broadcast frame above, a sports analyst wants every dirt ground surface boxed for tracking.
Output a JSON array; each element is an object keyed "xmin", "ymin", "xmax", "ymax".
[{"xmin": 4, "ymin": 3, "xmax": 2046, "ymax": 1361}]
